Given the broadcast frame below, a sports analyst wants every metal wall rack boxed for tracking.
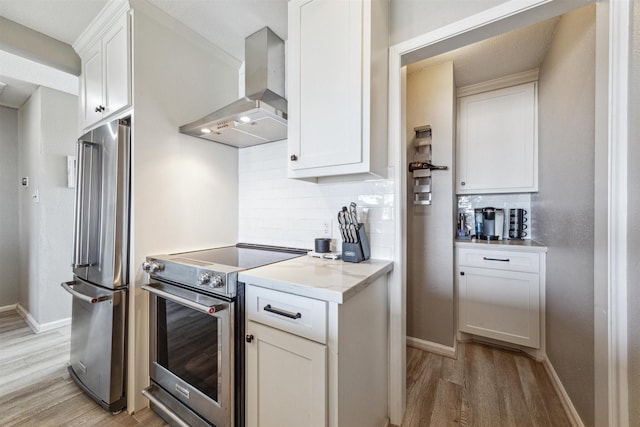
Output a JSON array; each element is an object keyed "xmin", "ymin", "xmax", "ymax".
[{"xmin": 409, "ymin": 125, "xmax": 447, "ymax": 206}]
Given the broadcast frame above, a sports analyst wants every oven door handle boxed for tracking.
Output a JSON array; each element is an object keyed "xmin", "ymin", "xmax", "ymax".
[{"xmin": 142, "ymin": 283, "xmax": 228, "ymax": 316}]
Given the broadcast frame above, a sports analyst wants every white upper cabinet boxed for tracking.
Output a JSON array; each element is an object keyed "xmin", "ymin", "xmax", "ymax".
[
  {"xmin": 77, "ymin": 8, "xmax": 131, "ymax": 130},
  {"xmin": 456, "ymin": 82, "xmax": 538, "ymax": 194},
  {"xmin": 287, "ymin": 0, "xmax": 388, "ymax": 181}
]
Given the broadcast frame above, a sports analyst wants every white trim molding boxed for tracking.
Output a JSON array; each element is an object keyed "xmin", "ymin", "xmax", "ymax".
[
  {"xmin": 407, "ymin": 336, "xmax": 457, "ymax": 359},
  {"xmin": 606, "ymin": 1, "xmax": 630, "ymax": 426},
  {"xmin": 0, "ymin": 304, "xmax": 18, "ymax": 313},
  {"xmin": 456, "ymin": 68, "xmax": 539, "ymax": 97},
  {"xmin": 542, "ymin": 356, "xmax": 586, "ymax": 427},
  {"xmin": 16, "ymin": 304, "xmax": 71, "ymax": 334}
]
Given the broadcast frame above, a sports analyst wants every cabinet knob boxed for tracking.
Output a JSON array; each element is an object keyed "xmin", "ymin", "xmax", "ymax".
[
  {"xmin": 290, "ymin": 154, "xmax": 298, "ymax": 161},
  {"xmin": 460, "ymin": 272, "xmax": 465, "ymax": 276},
  {"xmin": 461, "ymin": 181, "xmax": 466, "ymax": 186},
  {"xmin": 245, "ymin": 334, "xmax": 254, "ymax": 343},
  {"xmin": 94, "ymin": 105, "xmax": 105, "ymax": 113}
]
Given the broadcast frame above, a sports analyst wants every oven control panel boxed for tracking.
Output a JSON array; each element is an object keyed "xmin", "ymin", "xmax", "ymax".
[
  {"xmin": 143, "ymin": 257, "xmax": 236, "ymax": 298},
  {"xmin": 198, "ymin": 272, "xmax": 225, "ymax": 288}
]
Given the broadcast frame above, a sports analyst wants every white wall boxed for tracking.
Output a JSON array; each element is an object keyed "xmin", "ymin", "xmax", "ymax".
[
  {"xmin": 18, "ymin": 87, "xmax": 77, "ymax": 325},
  {"xmin": 129, "ymin": 4, "xmax": 241, "ymax": 411},
  {"xmin": 405, "ymin": 62, "xmax": 455, "ymax": 347},
  {"xmin": 238, "ymin": 141, "xmax": 394, "ymax": 258},
  {"xmin": 533, "ymin": 5, "xmax": 596, "ymax": 426},
  {"xmin": 0, "ymin": 106, "xmax": 20, "ymax": 308},
  {"xmin": 628, "ymin": 1, "xmax": 640, "ymax": 425},
  {"xmin": 390, "ymin": 0, "xmax": 508, "ymax": 45}
]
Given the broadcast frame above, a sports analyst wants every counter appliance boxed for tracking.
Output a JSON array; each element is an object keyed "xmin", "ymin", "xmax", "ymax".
[
  {"xmin": 472, "ymin": 207, "xmax": 505, "ymax": 240},
  {"xmin": 61, "ymin": 117, "xmax": 131, "ymax": 412}
]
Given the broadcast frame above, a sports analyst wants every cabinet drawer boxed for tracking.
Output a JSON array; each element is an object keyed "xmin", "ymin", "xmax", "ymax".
[
  {"xmin": 246, "ymin": 285, "xmax": 327, "ymax": 344},
  {"xmin": 457, "ymin": 248, "xmax": 540, "ymax": 273}
]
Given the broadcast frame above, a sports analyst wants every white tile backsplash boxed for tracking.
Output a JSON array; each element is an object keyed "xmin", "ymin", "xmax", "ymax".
[{"xmin": 238, "ymin": 141, "xmax": 395, "ymax": 259}]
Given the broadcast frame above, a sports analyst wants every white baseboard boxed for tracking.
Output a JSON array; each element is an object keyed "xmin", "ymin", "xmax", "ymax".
[
  {"xmin": 459, "ymin": 332, "xmax": 545, "ymax": 362},
  {"xmin": 16, "ymin": 304, "xmax": 71, "ymax": 334},
  {"xmin": 0, "ymin": 303, "xmax": 18, "ymax": 313},
  {"xmin": 542, "ymin": 356, "xmax": 585, "ymax": 427},
  {"xmin": 407, "ymin": 336, "xmax": 457, "ymax": 359}
]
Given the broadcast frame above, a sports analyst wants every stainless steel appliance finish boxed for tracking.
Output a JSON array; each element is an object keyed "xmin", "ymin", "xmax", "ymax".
[
  {"xmin": 62, "ymin": 117, "xmax": 131, "ymax": 412},
  {"xmin": 179, "ymin": 27, "xmax": 287, "ymax": 148},
  {"xmin": 142, "ymin": 244, "xmax": 306, "ymax": 427}
]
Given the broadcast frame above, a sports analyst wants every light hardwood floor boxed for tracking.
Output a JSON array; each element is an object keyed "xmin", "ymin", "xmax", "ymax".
[
  {"xmin": 400, "ymin": 343, "xmax": 571, "ymax": 427},
  {"xmin": 1, "ymin": 309, "xmax": 570, "ymax": 426},
  {"xmin": 0, "ymin": 310, "xmax": 167, "ymax": 426}
]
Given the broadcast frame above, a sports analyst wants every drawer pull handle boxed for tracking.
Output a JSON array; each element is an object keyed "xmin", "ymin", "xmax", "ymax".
[
  {"xmin": 264, "ymin": 304, "xmax": 302, "ymax": 320},
  {"xmin": 483, "ymin": 257, "xmax": 510, "ymax": 262}
]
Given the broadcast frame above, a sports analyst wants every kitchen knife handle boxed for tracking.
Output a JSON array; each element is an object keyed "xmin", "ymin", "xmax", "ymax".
[{"xmin": 264, "ymin": 304, "xmax": 302, "ymax": 320}]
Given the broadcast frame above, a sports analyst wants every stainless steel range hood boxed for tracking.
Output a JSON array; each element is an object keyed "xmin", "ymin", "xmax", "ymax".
[{"xmin": 179, "ymin": 27, "xmax": 287, "ymax": 148}]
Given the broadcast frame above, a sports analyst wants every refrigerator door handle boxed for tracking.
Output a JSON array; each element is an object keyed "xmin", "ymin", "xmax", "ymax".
[
  {"xmin": 72, "ymin": 141, "xmax": 100, "ymax": 269},
  {"xmin": 72, "ymin": 141, "xmax": 87, "ymax": 268},
  {"xmin": 61, "ymin": 281, "xmax": 112, "ymax": 304}
]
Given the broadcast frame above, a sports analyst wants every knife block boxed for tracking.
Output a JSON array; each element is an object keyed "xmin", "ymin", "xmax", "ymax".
[{"xmin": 342, "ymin": 223, "xmax": 371, "ymax": 263}]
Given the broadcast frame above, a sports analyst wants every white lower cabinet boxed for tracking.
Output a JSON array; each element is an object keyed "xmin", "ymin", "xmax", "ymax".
[
  {"xmin": 246, "ymin": 320, "xmax": 327, "ymax": 427},
  {"xmin": 457, "ymin": 246, "xmax": 545, "ymax": 349},
  {"xmin": 245, "ymin": 276, "xmax": 389, "ymax": 427}
]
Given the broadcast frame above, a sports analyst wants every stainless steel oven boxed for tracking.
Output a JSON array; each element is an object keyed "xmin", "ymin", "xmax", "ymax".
[
  {"xmin": 141, "ymin": 244, "xmax": 307, "ymax": 427},
  {"xmin": 143, "ymin": 282, "xmax": 233, "ymax": 427}
]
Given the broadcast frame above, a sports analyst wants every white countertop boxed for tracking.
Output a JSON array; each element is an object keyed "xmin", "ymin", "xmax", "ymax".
[
  {"xmin": 238, "ymin": 256, "xmax": 394, "ymax": 304},
  {"xmin": 455, "ymin": 238, "xmax": 547, "ymax": 252}
]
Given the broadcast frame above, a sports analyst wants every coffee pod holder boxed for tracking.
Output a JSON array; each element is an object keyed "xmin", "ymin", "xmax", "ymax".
[{"xmin": 342, "ymin": 224, "xmax": 371, "ymax": 263}]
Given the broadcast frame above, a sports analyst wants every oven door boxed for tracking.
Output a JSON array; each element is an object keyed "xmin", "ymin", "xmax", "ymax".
[{"xmin": 143, "ymin": 282, "xmax": 233, "ymax": 427}]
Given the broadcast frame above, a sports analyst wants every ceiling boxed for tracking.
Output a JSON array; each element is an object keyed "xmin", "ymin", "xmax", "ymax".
[
  {"xmin": 407, "ymin": 16, "xmax": 560, "ymax": 87},
  {"xmin": 0, "ymin": 0, "xmax": 559, "ymax": 109}
]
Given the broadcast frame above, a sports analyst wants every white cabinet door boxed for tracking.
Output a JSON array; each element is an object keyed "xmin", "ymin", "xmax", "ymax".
[
  {"xmin": 287, "ymin": 0, "xmax": 388, "ymax": 180},
  {"xmin": 457, "ymin": 82, "xmax": 537, "ymax": 193},
  {"xmin": 102, "ymin": 12, "xmax": 129, "ymax": 117},
  {"xmin": 458, "ymin": 266, "xmax": 540, "ymax": 348},
  {"xmin": 246, "ymin": 321, "xmax": 327, "ymax": 427},
  {"xmin": 80, "ymin": 10, "xmax": 130, "ymax": 130},
  {"xmin": 288, "ymin": 0, "xmax": 362, "ymax": 171},
  {"xmin": 82, "ymin": 40, "xmax": 103, "ymax": 128}
]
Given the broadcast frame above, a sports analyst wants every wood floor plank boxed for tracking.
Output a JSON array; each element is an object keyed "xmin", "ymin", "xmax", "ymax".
[
  {"xmin": 429, "ymin": 379, "xmax": 462, "ymax": 426},
  {"xmin": 515, "ymin": 355, "xmax": 554, "ymax": 427},
  {"xmin": 0, "ymin": 309, "xmax": 168, "ymax": 426},
  {"xmin": 531, "ymin": 359, "xmax": 572, "ymax": 426},
  {"xmin": 442, "ymin": 342, "xmax": 465, "ymax": 386},
  {"xmin": 463, "ymin": 343, "xmax": 502, "ymax": 426},
  {"xmin": 404, "ymin": 354, "xmax": 443, "ymax": 427},
  {"xmin": 493, "ymin": 347, "xmax": 535, "ymax": 427},
  {"xmin": 131, "ymin": 408, "xmax": 171, "ymax": 426}
]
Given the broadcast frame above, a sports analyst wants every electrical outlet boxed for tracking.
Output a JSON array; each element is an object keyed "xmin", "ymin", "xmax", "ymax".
[{"xmin": 322, "ymin": 220, "xmax": 332, "ymax": 237}]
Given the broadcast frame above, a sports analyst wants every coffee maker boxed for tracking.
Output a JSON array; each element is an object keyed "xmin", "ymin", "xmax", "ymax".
[{"xmin": 474, "ymin": 207, "xmax": 504, "ymax": 240}]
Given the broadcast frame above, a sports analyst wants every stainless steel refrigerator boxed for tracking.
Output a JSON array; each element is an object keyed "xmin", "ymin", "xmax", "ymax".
[{"xmin": 61, "ymin": 117, "xmax": 130, "ymax": 413}]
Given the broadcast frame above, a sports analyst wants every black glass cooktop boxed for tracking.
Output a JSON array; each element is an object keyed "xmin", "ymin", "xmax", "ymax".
[{"xmin": 171, "ymin": 244, "xmax": 307, "ymax": 270}]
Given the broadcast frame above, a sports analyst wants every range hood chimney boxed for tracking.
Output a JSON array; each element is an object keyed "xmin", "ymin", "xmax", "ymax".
[{"xmin": 179, "ymin": 27, "xmax": 287, "ymax": 148}]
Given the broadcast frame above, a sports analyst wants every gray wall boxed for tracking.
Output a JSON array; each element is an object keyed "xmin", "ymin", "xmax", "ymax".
[
  {"xmin": 406, "ymin": 62, "xmax": 455, "ymax": 347},
  {"xmin": 18, "ymin": 87, "xmax": 77, "ymax": 325},
  {"xmin": 0, "ymin": 106, "xmax": 20, "ymax": 307},
  {"xmin": 533, "ymin": 6, "xmax": 596, "ymax": 427},
  {"xmin": 0, "ymin": 17, "xmax": 80, "ymax": 75},
  {"xmin": 628, "ymin": 0, "xmax": 640, "ymax": 425}
]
